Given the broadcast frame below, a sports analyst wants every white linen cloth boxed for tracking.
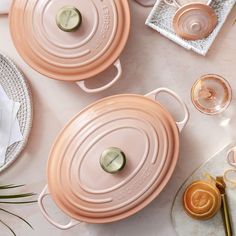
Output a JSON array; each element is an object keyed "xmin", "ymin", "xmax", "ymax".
[{"xmin": 0, "ymin": 85, "xmax": 23, "ymax": 166}]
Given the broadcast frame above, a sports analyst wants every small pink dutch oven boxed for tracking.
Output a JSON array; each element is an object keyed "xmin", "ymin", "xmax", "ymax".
[
  {"xmin": 38, "ymin": 88, "xmax": 189, "ymax": 230},
  {"xmin": 0, "ymin": 0, "xmax": 130, "ymax": 93}
]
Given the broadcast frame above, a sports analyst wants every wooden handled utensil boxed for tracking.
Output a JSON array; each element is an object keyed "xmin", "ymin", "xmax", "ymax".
[{"xmin": 216, "ymin": 176, "xmax": 233, "ymax": 236}]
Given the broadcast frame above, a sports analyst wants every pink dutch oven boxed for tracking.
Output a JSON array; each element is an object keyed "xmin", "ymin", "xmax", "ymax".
[
  {"xmin": 0, "ymin": 0, "xmax": 130, "ymax": 93},
  {"xmin": 38, "ymin": 88, "xmax": 189, "ymax": 230}
]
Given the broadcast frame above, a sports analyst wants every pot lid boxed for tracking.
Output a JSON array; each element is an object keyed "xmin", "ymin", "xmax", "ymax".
[
  {"xmin": 47, "ymin": 94, "xmax": 180, "ymax": 223},
  {"xmin": 173, "ymin": 3, "xmax": 217, "ymax": 40},
  {"xmin": 9, "ymin": 0, "xmax": 130, "ymax": 81}
]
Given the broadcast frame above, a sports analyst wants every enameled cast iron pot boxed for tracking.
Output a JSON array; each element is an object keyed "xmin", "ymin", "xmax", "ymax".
[
  {"xmin": 38, "ymin": 88, "xmax": 189, "ymax": 230},
  {"xmin": 0, "ymin": 0, "xmax": 130, "ymax": 93}
]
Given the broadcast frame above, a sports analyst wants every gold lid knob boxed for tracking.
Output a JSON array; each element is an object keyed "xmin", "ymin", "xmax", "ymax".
[
  {"xmin": 56, "ymin": 6, "xmax": 82, "ymax": 32},
  {"xmin": 100, "ymin": 147, "xmax": 126, "ymax": 174}
]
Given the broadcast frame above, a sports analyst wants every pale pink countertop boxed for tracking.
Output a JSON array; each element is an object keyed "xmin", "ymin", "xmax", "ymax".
[{"xmin": 1, "ymin": 1, "xmax": 236, "ymax": 236}]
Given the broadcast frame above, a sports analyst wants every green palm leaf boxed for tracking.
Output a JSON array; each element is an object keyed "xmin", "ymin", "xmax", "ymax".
[
  {"xmin": 0, "ymin": 183, "xmax": 37, "ymax": 235},
  {"xmin": 0, "ymin": 219, "xmax": 16, "ymax": 236},
  {"xmin": 0, "ymin": 200, "xmax": 37, "ymax": 204},
  {"xmin": 0, "ymin": 208, "xmax": 33, "ymax": 229},
  {"xmin": 0, "ymin": 184, "xmax": 25, "ymax": 190},
  {"xmin": 0, "ymin": 193, "xmax": 36, "ymax": 199}
]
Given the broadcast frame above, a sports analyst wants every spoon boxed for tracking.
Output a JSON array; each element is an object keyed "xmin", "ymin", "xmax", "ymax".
[{"xmin": 216, "ymin": 176, "xmax": 233, "ymax": 236}]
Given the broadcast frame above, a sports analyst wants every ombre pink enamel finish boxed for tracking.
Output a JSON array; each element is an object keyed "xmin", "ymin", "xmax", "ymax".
[
  {"xmin": 9, "ymin": 0, "xmax": 130, "ymax": 82},
  {"xmin": 38, "ymin": 88, "xmax": 189, "ymax": 229}
]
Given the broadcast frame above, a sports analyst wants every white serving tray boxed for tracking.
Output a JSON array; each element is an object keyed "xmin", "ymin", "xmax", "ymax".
[{"xmin": 146, "ymin": 0, "xmax": 236, "ymax": 56}]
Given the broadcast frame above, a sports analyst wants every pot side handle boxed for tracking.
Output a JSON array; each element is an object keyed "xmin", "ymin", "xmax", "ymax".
[
  {"xmin": 76, "ymin": 59, "xmax": 122, "ymax": 93},
  {"xmin": 145, "ymin": 88, "xmax": 189, "ymax": 132},
  {"xmin": 38, "ymin": 185, "xmax": 79, "ymax": 230},
  {"xmin": 0, "ymin": 0, "xmax": 11, "ymax": 14}
]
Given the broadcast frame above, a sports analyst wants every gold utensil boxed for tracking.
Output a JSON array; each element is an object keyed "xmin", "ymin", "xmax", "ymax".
[{"xmin": 216, "ymin": 176, "xmax": 233, "ymax": 236}]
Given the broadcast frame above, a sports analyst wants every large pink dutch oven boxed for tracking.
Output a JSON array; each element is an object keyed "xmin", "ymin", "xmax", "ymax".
[
  {"xmin": 0, "ymin": 0, "xmax": 130, "ymax": 93},
  {"xmin": 38, "ymin": 88, "xmax": 189, "ymax": 230}
]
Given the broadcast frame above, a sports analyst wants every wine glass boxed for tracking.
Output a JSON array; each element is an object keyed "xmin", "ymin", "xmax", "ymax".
[{"xmin": 191, "ymin": 74, "xmax": 232, "ymax": 115}]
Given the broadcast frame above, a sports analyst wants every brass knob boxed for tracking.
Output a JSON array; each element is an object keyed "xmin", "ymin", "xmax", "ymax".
[
  {"xmin": 56, "ymin": 6, "xmax": 82, "ymax": 32},
  {"xmin": 100, "ymin": 147, "xmax": 126, "ymax": 174}
]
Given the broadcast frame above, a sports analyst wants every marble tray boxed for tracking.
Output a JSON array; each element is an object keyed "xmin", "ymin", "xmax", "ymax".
[
  {"xmin": 171, "ymin": 142, "xmax": 236, "ymax": 236},
  {"xmin": 146, "ymin": 0, "xmax": 236, "ymax": 55}
]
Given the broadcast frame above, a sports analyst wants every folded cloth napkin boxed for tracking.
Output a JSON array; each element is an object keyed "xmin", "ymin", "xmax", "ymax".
[{"xmin": 0, "ymin": 85, "xmax": 23, "ymax": 166}]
